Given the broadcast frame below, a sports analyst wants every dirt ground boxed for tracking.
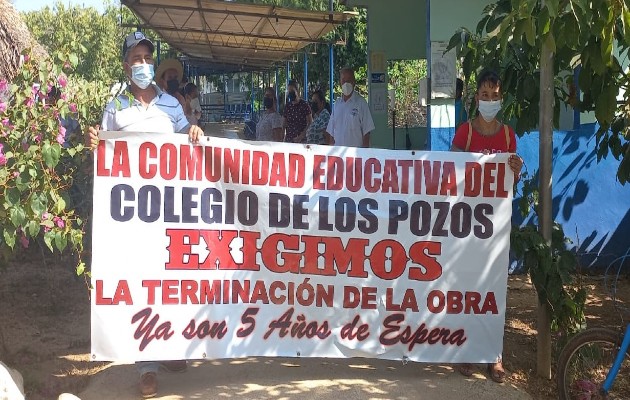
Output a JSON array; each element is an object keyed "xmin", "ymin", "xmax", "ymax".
[{"xmin": 0, "ymin": 249, "xmax": 628, "ymax": 400}]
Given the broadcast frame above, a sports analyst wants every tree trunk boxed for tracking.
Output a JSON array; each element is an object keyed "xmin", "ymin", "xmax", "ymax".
[{"xmin": 537, "ymin": 32, "xmax": 554, "ymax": 379}]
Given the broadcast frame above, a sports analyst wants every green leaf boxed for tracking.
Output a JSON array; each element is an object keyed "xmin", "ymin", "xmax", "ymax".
[
  {"xmin": 573, "ymin": 0, "xmax": 588, "ymax": 12},
  {"xmin": 486, "ymin": 15, "xmax": 504, "ymax": 34},
  {"xmin": 76, "ymin": 262, "xmax": 86, "ymax": 276},
  {"xmin": 27, "ymin": 220, "xmax": 40, "ymax": 237},
  {"xmin": 3, "ymin": 229, "xmax": 16, "ymax": 249},
  {"xmin": 476, "ymin": 15, "xmax": 491, "ymax": 35},
  {"xmin": 54, "ymin": 231, "xmax": 67, "ymax": 252},
  {"xmin": 446, "ymin": 31, "xmax": 462, "ymax": 53},
  {"xmin": 594, "ymin": 84, "xmax": 618, "ymax": 124},
  {"xmin": 42, "ymin": 142, "xmax": 61, "ymax": 168},
  {"xmin": 69, "ymin": 53, "xmax": 78, "ymax": 67},
  {"xmin": 9, "ymin": 207, "xmax": 26, "ymax": 228},
  {"xmin": 600, "ymin": 10, "xmax": 614, "ymax": 66},
  {"xmin": 5, "ymin": 188, "xmax": 20, "ymax": 206},
  {"xmin": 524, "ymin": 18, "xmax": 536, "ymax": 46},
  {"xmin": 30, "ymin": 192, "xmax": 47, "ymax": 215},
  {"xmin": 545, "ymin": 0, "xmax": 559, "ymax": 18},
  {"xmin": 43, "ymin": 231, "xmax": 54, "ymax": 252},
  {"xmin": 622, "ymin": 6, "xmax": 630, "ymax": 44},
  {"xmin": 53, "ymin": 195, "xmax": 67, "ymax": 214}
]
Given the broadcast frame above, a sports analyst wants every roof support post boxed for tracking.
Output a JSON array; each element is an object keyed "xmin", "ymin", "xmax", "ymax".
[
  {"xmin": 251, "ymin": 71, "xmax": 255, "ymax": 114},
  {"xmin": 329, "ymin": 43, "xmax": 334, "ymax": 107},
  {"xmin": 223, "ymin": 74, "xmax": 228, "ymax": 115},
  {"xmin": 157, "ymin": 40, "xmax": 161, "ymax": 65},
  {"xmin": 286, "ymin": 60, "xmax": 291, "ymax": 104},
  {"xmin": 329, "ymin": 0, "xmax": 334, "ymax": 108},
  {"xmin": 275, "ymin": 67, "xmax": 279, "ymax": 101},
  {"xmin": 304, "ymin": 52, "xmax": 308, "ymax": 100}
]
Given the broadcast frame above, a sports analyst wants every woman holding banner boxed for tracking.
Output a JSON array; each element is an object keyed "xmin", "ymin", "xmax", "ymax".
[{"xmin": 450, "ymin": 69, "xmax": 523, "ymax": 383}]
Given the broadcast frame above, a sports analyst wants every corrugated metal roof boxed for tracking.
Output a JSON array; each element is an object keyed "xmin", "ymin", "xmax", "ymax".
[{"xmin": 122, "ymin": 0, "xmax": 353, "ymax": 72}]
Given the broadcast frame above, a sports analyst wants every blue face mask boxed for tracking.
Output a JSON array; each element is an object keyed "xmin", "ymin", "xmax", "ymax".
[{"xmin": 130, "ymin": 63, "xmax": 154, "ymax": 89}]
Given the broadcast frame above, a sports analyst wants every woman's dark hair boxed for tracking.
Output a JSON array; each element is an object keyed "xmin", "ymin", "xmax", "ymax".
[
  {"xmin": 184, "ymin": 82, "xmax": 198, "ymax": 96},
  {"xmin": 312, "ymin": 89, "xmax": 331, "ymax": 113},
  {"xmin": 264, "ymin": 87, "xmax": 277, "ymax": 106},
  {"xmin": 287, "ymin": 79, "xmax": 299, "ymax": 92},
  {"xmin": 476, "ymin": 70, "xmax": 501, "ymax": 92}
]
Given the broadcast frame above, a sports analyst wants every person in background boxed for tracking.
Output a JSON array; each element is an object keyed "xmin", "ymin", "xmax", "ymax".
[
  {"xmin": 306, "ymin": 89, "xmax": 331, "ymax": 145},
  {"xmin": 155, "ymin": 58, "xmax": 186, "ymax": 108},
  {"xmin": 326, "ymin": 67, "xmax": 374, "ymax": 147},
  {"xmin": 455, "ymin": 77, "xmax": 468, "ymax": 128},
  {"xmin": 451, "ymin": 69, "xmax": 523, "ymax": 384},
  {"xmin": 282, "ymin": 79, "xmax": 312, "ymax": 143},
  {"xmin": 256, "ymin": 87, "xmax": 284, "ymax": 142},
  {"xmin": 183, "ymin": 82, "xmax": 202, "ymax": 127},
  {"xmin": 85, "ymin": 31, "xmax": 203, "ymax": 399}
]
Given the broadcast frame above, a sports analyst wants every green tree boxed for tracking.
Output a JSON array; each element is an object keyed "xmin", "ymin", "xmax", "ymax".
[
  {"xmin": 0, "ymin": 48, "xmax": 110, "ymax": 273},
  {"xmin": 22, "ymin": 1, "xmax": 127, "ymax": 84},
  {"xmin": 447, "ymin": 0, "xmax": 630, "ymax": 377},
  {"xmin": 448, "ymin": 0, "xmax": 630, "ymax": 184}
]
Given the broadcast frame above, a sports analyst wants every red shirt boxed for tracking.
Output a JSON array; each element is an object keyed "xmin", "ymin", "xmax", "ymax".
[{"xmin": 452, "ymin": 121, "xmax": 517, "ymax": 154}]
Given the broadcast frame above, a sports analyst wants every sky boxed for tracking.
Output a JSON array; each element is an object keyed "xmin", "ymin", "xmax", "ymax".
[{"xmin": 12, "ymin": 0, "xmax": 107, "ymax": 13}]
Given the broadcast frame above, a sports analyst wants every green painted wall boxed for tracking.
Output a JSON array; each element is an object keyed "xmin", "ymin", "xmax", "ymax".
[
  {"xmin": 430, "ymin": 0, "xmax": 494, "ymax": 41},
  {"xmin": 344, "ymin": 0, "xmax": 503, "ymax": 148},
  {"xmin": 347, "ymin": 0, "xmax": 427, "ymax": 149}
]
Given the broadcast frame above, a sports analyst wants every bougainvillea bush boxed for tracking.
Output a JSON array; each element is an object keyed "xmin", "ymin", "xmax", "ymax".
[{"xmin": 0, "ymin": 49, "xmax": 109, "ymax": 275}]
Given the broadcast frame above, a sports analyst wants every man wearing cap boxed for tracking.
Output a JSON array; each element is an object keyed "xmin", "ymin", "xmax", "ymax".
[
  {"xmin": 86, "ymin": 31, "xmax": 202, "ymax": 398},
  {"xmin": 155, "ymin": 58, "xmax": 186, "ymax": 108}
]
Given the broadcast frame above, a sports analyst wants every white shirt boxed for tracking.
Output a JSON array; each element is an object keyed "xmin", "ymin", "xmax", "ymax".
[
  {"xmin": 326, "ymin": 91, "xmax": 375, "ymax": 147},
  {"xmin": 101, "ymin": 84, "xmax": 189, "ymax": 133},
  {"xmin": 256, "ymin": 111, "xmax": 283, "ymax": 142}
]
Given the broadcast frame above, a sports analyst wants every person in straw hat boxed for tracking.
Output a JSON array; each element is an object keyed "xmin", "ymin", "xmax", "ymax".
[{"xmin": 155, "ymin": 58, "xmax": 186, "ymax": 108}]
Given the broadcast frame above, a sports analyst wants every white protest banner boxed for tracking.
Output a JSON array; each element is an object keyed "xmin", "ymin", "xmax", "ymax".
[{"xmin": 91, "ymin": 132, "xmax": 514, "ymax": 363}]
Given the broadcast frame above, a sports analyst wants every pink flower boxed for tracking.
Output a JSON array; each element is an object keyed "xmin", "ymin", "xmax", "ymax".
[
  {"xmin": 63, "ymin": 61, "xmax": 71, "ymax": 70},
  {"xmin": 23, "ymin": 55, "xmax": 30, "ymax": 63},
  {"xmin": 53, "ymin": 216, "xmax": 65, "ymax": 229},
  {"xmin": 0, "ymin": 79, "xmax": 7, "ymax": 92},
  {"xmin": 32, "ymin": 84, "xmax": 40, "ymax": 96},
  {"xmin": 43, "ymin": 226, "xmax": 51, "ymax": 233},
  {"xmin": 42, "ymin": 212, "xmax": 49, "ymax": 220},
  {"xmin": 12, "ymin": 171, "xmax": 18, "ymax": 178},
  {"xmin": 1, "ymin": 118, "xmax": 14, "ymax": 131},
  {"xmin": 0, "ymin": 102, "xmax": 6, "ymax": 113},
  {"xmin": 60, "ymin": 93, "xmax": 67, "ymax": 101},
  {"xmin": 69, "ymin": 103, "xmax": 77, "ymax": 112},
  {"xmin": 56, "ymin": 125, "xmax": 66, "ymax": 144},
  {"xmin": 33, "ymin": 134, "xmax": 41, "ymax": 143},
  {"xmin": 0, "ymin": 143, "xmax": 5, "ymax": 166},
  {"xmin": 19, "ymin": 235, "xmax": 29, "ymax": 249},
  {"xmin": 24, "ymin": 97, "xmax": 34, "ymax": 108},
  {"xmin": 58, "ymin": 75, "xmax": 67, "ymax": 88}
]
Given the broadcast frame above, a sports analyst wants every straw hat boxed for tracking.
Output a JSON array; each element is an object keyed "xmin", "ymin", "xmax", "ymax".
[{"xmin": 155, "ymin": 58, "xmax": 183, "ymax": 82}]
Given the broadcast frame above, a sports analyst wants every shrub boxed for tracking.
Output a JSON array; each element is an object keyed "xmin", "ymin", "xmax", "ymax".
[{"xmin": 0, "ymin": 49, "xmax": 109, "ymax": 275}]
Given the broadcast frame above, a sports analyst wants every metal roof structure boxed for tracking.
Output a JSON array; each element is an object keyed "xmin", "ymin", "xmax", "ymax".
[{"xmin": 122, "ymin": 0, "xmax": 354, "ymax": 73}]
